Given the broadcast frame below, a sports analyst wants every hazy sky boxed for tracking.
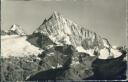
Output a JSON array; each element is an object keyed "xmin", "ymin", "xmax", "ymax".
[{"xmin": 1, "ymin": 0, "xmax": 126, "ymax": 46}]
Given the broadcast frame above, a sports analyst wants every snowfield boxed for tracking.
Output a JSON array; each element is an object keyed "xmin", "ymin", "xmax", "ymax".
[
  {"xmin": 76, "ymin": 46, "xmax": 95, "ymax": 56},
  {"xmin": 1, "ymin": 35, "xmax": 43, "ymax": 58},
  {"xmin": 98, "ymin": 48, "xmax": 122, "ymax": 59},
  {"xmin": 1, "ymin": 35, "xmax": 123, "ymax": 59},
  {"xmin": 76, "ymin": 46, "xmax": 122, "ymax": 59}
]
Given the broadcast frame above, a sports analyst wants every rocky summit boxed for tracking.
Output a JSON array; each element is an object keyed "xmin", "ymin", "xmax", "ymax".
[
  {"xmin": 8, "ymin": 24, "xmax": 26, "ymax": 35},
  {"xmin": 34, "ymin": 12, "xmax": 109, "ymax": 49},
  {"xmin": 1, "ymin": 12, "xmax": 127, "ymax": 81},
  {"xmin": 1, "ymin": 24, "xmax": 26, "ymax": 36}
]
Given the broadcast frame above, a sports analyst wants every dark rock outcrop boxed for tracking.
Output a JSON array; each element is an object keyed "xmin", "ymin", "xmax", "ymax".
[
  {"xmin": 85, "ymin": 50, "xmax": 127, "ymax": 80},
  {"xmin": 1, "ymin": 30, "xmax": 7, "ymax": 35}
]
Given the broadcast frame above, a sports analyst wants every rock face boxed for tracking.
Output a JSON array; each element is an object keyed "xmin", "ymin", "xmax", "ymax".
[
  {"xmin": 27, "ymin": 48, "xmax": 127, "ymax": 81},
  {"xmin": 86, "ymin": 51, "xmax": 127, "ymax": 80},
  {"xmin": 27, "ymin": 32, "xmax": 55, "ymax": 50},
  {"xmin": 26, "ymin": 45, "xmax": 97, "ymax": 80},
  {"xmin": 8, "ymin": 24, "xmax": 26, "ymax": 35},
  {"xmin": 33, "ymin": 12, "xmax": 109, "ymax": 50}
]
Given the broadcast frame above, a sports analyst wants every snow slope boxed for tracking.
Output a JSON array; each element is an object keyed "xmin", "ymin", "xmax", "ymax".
[
  {"xmin": 1, "ymin": 35, "xmax": 43, "ymax": 58},
  {"xmin": 98, "ymin": 48, "xmax": 122, "ymax": 59}
]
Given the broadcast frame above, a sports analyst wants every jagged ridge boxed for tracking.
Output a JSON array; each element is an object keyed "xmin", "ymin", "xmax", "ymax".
[
  {"xmin": 1, "ymin": 24, "xmax": 26, "ymax": 36},
  {"xmin": 34, "ymin": 11, "xmax": 110, "ymax": 51}
]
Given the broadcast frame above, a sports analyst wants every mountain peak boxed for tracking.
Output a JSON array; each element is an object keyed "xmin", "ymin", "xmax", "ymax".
[
  {"xmin": 51, "ymin": 11, "xmax": 61, "ymax": 18},
  {"xmin": 34, "ymin": 12, "xmax": 111, "ymax": 50},
  {"xmin": 10, "ymin": 24, "xmax": 21, "ymax": 31},
  {"xmin": 40, "ymin": 11, "xmax": 62, "ymax": 25},
  {"xmin": 8, "ymin": 24, "xmax": 26, "ymax": 35}
]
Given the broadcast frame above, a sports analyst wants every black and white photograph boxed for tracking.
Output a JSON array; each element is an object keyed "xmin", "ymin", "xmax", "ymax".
[{"xmin": 0, "ymin": 0, "xmax": 128, "ymax": 81}]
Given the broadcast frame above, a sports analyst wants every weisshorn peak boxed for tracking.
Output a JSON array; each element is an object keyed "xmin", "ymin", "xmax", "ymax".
[{"xmin": 34, "ymin": 11, "xmax": 110, "ymax": 50}]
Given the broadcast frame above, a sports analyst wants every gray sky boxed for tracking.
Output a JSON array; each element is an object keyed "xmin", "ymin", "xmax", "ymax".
[{"xmin": 1, "ymin": 0, "xmax": 126, "ymax": 46}]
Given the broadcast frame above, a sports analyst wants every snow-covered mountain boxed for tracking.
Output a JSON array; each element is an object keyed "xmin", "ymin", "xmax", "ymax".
[
  {"xmin": 1, "ymin": 24, "xmax": 26, "ymax": 36},
  {"xmin": 29, "ymin": 11, "xmax": 120, "ymax": 59},
  {"xmin": 1, "ymin": 12, "xmax": 124, "ymax": 59},
  {"xmin": 1, "ymin": 24, "xmax": 40, "ymax": 58},
  {"xmin": 1, "ymin": 12, "xmax": 127, "ymax": 81},
  {"xmin": 8, "ymin": 24, "xmax": 26, "ymax": 35},
  {"xmin": 34, "ymin": 12, "xmax": 108, "ymax": 49}
]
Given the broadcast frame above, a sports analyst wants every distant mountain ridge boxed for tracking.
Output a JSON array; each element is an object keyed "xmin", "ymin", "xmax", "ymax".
[{"xmin": 1, "ymin": 24, "xmax": 26, "ymax": 36}]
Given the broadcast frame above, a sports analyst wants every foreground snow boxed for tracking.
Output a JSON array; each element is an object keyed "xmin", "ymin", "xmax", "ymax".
[{"xmin": 1, "ymin": 35, "xmax": 43, "ymax": 58}]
